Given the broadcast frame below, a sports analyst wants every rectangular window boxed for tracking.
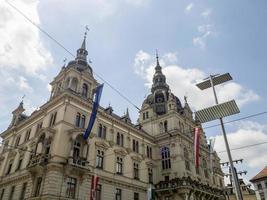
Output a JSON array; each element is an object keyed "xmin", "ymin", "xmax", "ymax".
[
  {"xmin": 96, "ymin": 184, "xmax": 101, "ymax": 200},
  {"xmin": 15, "ymin": 135, "xmax": 21, "ymax": 147},
  {"xmin": 0, "ymin": 189, "xmax": 5, "ymax": 200},
  {"xmin": 134, "ymin": 192, "xmax": 139, "ymax": 200},
  {"xmin": 133, "ymin": 140, "xmax": 139, "ymax": 153},
  {"xmin": 20, "ymin": 182, "xmax": 27, "ymax": 200},
  {"xmin": 49, "ymin": 112, "xmax": 57, "ymax": 127},
  {"xmin": 66, "ymin": 177, "xmax": 77, "ymax": 198},
  {"xmin": 34, "ymin": 177, "xmax": 42, "ymax": 196},
  {"xmin": 6, "ymin": 160, "xmax": 13, "ymax": 175},
  {"xmin": 143, "ymin": 113, "xmax": 145, "ymax": 120},
  {"xmin": 16, "ymin": 158, "xmax": 23, "ymax": 171},
  {"xmin": 116, "ymin": 157, "xmax": 123, "ymax": 175},
  {"xmin": 258, "ymin": 183, "xmax": 263, "ymax": 190},
  {"xmin": 115, "ymin": 188, "xmax": 122, "ymax": 200},
  {"xmin": 8, "ymin": 186, "xmax": 15, "ymax": 200},
  {"xmin": 146, "ymin": 146, "xmax": 152, "ymax": 159},
  {"xmin": 36, "ymin": 122, "xmax": 43, "ymax": 135},
  {"xmin": 96, "ymin": 150, "xmax": 104, "ymax": 169},
  {"xmin": 133, "ymin": 163, "xmax": 139, "ymax": 180},
  {"xmin": 146, "ymin": 112, "xmax": 149, "ymax": 119},
  {"xmin": 148, "ymin": 168, "xmax": 153, "ymax": 184},
  {"xmin": 24, "ymin": 129, "xmax": 31, "ymax": 142}
]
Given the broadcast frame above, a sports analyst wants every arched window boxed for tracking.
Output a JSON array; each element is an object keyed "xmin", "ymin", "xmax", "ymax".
[
  {"xmin": 184, "ymin": 148, "xmax": 190, "ymax": 171},
  {"xmin": 82, "ymin": 83, "xmax": 88, "ymax": 98},
  {"xmin": 65, "ymin": 77, "xmax": 71, "ymax": 89},
  {"xmin": 73, "ymin": 139, "xmax": 81, "ymax": 160},
  {"xmin": 164, "ymin": 120, "xmax": 168, "ymax": 132},
  {"xmin": 70, "ymin": 78, "xmax": 78, "ymax": 91},
  {"xmin": 161, "ymin": 147, "xmax": 171, "ymax": 170}
]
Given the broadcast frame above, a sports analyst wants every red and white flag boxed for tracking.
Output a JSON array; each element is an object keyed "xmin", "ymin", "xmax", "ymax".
[
  {"xmin": 90, "ymin": 175, "xmax": 99, "ymax": 200},
  {"xmin": 194, "ymin": 127, "xmax": 201, "ymax": 168}
]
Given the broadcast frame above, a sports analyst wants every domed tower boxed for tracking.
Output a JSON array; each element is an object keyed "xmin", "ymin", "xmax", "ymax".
[
  {"xmin": 139, "ymin": 53, "xmax": 186, "ymax": 136},
  {"xmin": 49, "ymin": 32, "xmax": 98, "ymax": 100}
]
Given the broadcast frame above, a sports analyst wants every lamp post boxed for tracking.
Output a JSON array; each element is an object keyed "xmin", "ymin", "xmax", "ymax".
[{"xmin": 195, "ymin": 73, "xmax": 243, "ymax": 200}]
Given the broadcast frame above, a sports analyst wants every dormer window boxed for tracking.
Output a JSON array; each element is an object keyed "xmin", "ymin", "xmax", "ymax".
[{"xmin": 82, "ymin": 83, "xmax": 88, "ymax": 98}]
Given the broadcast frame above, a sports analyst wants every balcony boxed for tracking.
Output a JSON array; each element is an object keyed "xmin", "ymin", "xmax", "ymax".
[
  {"xmin": 68, "ymin": 157, "xmax": 89, "ymax": 168},
  {"xmin": 27, "ymin": 154, "xmax": 51, "ymax": 174}
]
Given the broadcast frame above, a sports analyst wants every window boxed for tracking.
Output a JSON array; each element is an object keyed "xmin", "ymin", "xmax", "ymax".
[
  {"xmin": 148, "ymin": 168, "xmax": 153, "ymax": 183},
  {"xmin": 132, "ymin": 140, "xmax": 139, "ymax": 153},
  {"xmin": 146, "ymin": 112, "xmax": 149, "ymax": 119},
  {"xmin": 96, "ymin": 150, "xmax": 104, "ymax": 169},
  {"xmin": 16, "ymin": 158, "xmax": 23, "ymax": 171},
  {"xmin": 0, "ymin": 189, "xmax": 5, "ymax": 200},
  {"xmin": 184, "ymin": 148, "xmax": 190, "ymax": 171},
  {"xmin": 15, "ymin": 135, "xmax": 21, "ymax": 147},
  {"xmin": 134, "ymin": 192, "xmax": 139, "ymax": 200},
  {"xmin": 116, "ymin": 133, "xmax": 124, "ymax": 147},
  {"xmin": 143, "ymin": 113, "xmax": 145, "ymax": 120},
  {"xmin": 75, "ymin": 113, "xmax": 81, "ymax": 127},
  {"xmin": 258, "ymin": 183, "xmax": 263, "ymax": 190},
  {"xmin": 24, "ymin": 129, "xmax": 31, "ymax": 142},
  {"xmin": 8, "ymin": 186, "xmax": 15, "ymax": 200},
  {"xmin": 259, "ymin": 192, "xmax": 265, "ymax": 200},
  {"xmin": 34, "ymin": 177, "xmax": 42, "ymax": 196},
  {"xmin": 66, "ymin": 177, "xmax": 77, "ymax": 198},
  {"xmin": 115, "ymin": 188, "xmax": 122, "ymax": 200},
  {"xmin": 98, "ymin": 124, "xmax": 106, "ymax": 139},
  {"xmin": 96, "ymin": 184, "xmax": 101, "ymax": 200},
  {"xmin": 265, "ymin": 181, "xmax": 267, "ymax": 188},
  {"xmin": 82, "ymin": 83, "xmax": 88, "ymax": 98},
  {"xmin": 203, "ymin": 159, "xmax": 209, "ymax": 178},
  {"xmin": 81, "ymin": 115, "xmax": 86, "ymax": 128},
  {"xmin": 6, "ymin": 160, "xmax": 13, "ymax": 175},
  {"xmin": 35, "ymin": 122, "xmax": 43, "ymax": 135},
  {"xmin": 49, "ymin": 112, "xmax": 57, "ymax": 127},
  {"xmin": 133, "ymin": 163, "xmax": 139, "ymax": 180},
  {"xmin": 161, "ymin": 147, "xmax": 171, "ymax": 170},
  {"xmin": 116, "ymin": 157, "xmax": 123, "ymax": 175},
  {"xmin": 146, "ymin": 146, "xmax": 152, "ymax": 159},
  {"xmin": 73, "ymin": 140, "xmax": 81, "ymax": 161},
  {"xmin": 164, "ymin": 120, "xmax": 168, "ymax": 132},
  {"xmin": 20, "ymin": 182, "xmax": 27, "ymax": 200},
  {"xmin": 3, "ymin": 140, "xmax": 9, "ymax": 151}
]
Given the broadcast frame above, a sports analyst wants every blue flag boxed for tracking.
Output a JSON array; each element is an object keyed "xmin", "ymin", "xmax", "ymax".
[{"xmin": 83, "ymin": 84, "xmax": 104, "ymax": 140}]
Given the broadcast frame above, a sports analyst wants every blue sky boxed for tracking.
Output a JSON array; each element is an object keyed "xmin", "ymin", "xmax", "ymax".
[{"xmin": 0, "ymin": 0, "xmax": 267, "ymax": 185}]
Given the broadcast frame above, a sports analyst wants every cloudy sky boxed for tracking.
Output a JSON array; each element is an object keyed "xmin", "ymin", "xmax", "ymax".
[{"xmin": 1, "ymin": 0, "xmax": 267, "ymax": 185}]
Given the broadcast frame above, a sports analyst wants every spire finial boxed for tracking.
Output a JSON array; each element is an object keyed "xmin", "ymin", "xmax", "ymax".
[
  {"xmin": 63, "ymin": 58, "xmax": 67, "ymax": 67},
  {"xmin": 81, "ymin": 25, "xmax": 89, "ymax": 50},
  {"xmin": 21, "ymin": 94, "xmax": 25, "ymax": 104},
  {"xmin": 156, "ymin": 49, "xmax": 160, "ymax": 66}
]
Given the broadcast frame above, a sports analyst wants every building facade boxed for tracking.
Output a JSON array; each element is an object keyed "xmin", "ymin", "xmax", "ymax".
[
  {"xmin": 0, "ymin": 36, "xmax": 225, "ymax": 200},
  {"xmin": 250, "ymin": 166, "xmax": 267, "ymax": 200}
]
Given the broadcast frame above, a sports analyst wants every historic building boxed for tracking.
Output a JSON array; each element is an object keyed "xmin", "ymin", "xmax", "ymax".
[
  {"xmin": 0, "ymin": 35, "xmax": 225, "ymax": 200},
  {"xmin": 250, "ymin": 166, "xmax": 267, "ymax": 200}
]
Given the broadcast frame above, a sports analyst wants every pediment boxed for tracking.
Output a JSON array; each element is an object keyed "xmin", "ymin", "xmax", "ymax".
[
  {"xmin": 114, "ymin": 148, "xmax": 128, "ymax": 157},
  {"xmin": 131, "ymin": 155, "xmax": 142, "ymax": 162},
  {"xmin": 95, "ymin": 141, "xmax": 110, "ymax": 150}
]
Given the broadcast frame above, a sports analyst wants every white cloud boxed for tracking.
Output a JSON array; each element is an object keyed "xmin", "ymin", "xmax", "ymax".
[
  {"xmin": 214, "ymin": 121, "xmax": 267, "ymax": 169},
  {"xmin": 0, "ymin": 0, "xmax": 53, "ymax": 76},
  {"xmin": 133, "ymin": 50, "xmax": 260, "ymax": 110},
  {"xmin": 17, "ymin": 76, "xmax": 33, "ymax": 92},
  {"xmin": 185, "ymin": 3, "xmax": 194, "ymax": 13},
  {"xmin": 201, "ymin": 9, "xmax": 212, "ymax": 18},
  {"xmin": 193, "ymin": 24, "xmax": 216, "ymax": 50}
]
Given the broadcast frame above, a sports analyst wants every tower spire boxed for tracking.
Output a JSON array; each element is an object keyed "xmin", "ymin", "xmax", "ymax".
[
  {"xmin": 156, "ymin": 49, "xmax": 160, "ymax": 66},
  {"xmin": 76, "ymin": 26, "xmax": 89, "ymax": 61}
]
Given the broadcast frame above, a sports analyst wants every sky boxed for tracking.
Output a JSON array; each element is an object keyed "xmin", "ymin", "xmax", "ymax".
[{"xmin": 0, "ymin": 0, "xmax": 267, "ymax": 186}]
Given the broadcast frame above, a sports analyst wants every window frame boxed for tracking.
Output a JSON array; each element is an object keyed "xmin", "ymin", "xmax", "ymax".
[{"xmin": 66, "ymin": 177, "xmax": 77, "ymax": 199}]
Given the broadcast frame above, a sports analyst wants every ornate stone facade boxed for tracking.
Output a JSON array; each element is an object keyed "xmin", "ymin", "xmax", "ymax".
[{"xmin": 0, "ymin": 36, "xmax": 225, "ymax": 200}]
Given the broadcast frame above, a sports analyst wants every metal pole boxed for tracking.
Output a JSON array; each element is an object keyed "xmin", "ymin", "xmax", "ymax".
[{"xmin": 209, "ymin": 75, "xmax": 243, "ymax": 200}]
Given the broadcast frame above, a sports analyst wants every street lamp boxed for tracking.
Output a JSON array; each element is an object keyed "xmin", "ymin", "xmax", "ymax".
[{"xmin": 195, "ymin": 73, "xmax": 243, "ymax": 200}]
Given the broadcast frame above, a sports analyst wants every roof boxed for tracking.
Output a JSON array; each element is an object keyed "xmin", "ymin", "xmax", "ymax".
[{"xmin": 250, "ymin": 166, "xmax": 267, "ymax": 182}]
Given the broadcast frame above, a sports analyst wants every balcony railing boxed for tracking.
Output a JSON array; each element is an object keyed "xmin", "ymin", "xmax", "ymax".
[
  {"xmin": 68, "ymin": 157, "xmax": 88, "ymax": 168},
  {"xmin": 28, "ymin": 154, "xmax": 51, "ymax": 167}
]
